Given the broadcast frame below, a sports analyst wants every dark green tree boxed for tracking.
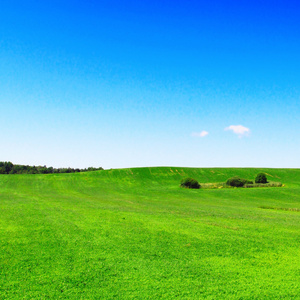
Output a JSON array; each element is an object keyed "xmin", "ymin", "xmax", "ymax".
[
  {"xmin": 255, "ymin": 173, "xmax": 267, "ymax": 184},
  {"xmin": 180, "ymin": 178, "xmax": 201, "ymax": 189}
]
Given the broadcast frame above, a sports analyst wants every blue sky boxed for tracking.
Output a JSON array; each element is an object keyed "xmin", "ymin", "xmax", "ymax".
[{"xmin": 0, "ymin": 0, "xmax": 299, "ymax": 168}]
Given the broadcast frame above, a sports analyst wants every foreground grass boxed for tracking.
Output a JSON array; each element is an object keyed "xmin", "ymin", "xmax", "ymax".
[{"xmin": 0, "ymin": 167, "xmax": 299, "ymax": 299}]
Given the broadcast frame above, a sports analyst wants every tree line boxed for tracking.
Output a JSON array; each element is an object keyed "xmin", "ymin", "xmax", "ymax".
[{"xmin": 0, "ymin": 162, "xmax": 103, "ymax": 174}]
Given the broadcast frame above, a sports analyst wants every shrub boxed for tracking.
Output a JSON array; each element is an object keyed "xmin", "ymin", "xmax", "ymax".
[
  {"xmin": 255, "ymin": 173, "xmax": 268, "ymax": 184},
  {"xmin": 226, "ymin": 177, "xmax": 253, "ymax": 187},
  {"xmin": 226, "ymin": 176, "xmax": 245, "ymax": 187},
  {"xmin": 180, "ymin": 177, "xmax": 201, "ymax": 189}
]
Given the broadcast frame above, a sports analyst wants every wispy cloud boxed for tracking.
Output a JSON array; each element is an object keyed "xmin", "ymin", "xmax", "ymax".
[
  {"xmin": 225, "ymin": 125, "xmax": 250, "ymax": 137},
  {"xmin": 191, "ymin": 130, "xmax": 209, "ymax": 138}
]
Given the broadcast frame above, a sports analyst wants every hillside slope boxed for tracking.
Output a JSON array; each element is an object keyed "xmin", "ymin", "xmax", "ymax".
[{"xmin": 0, "ymin": 167, "xmax": 299, "ymax": 299}]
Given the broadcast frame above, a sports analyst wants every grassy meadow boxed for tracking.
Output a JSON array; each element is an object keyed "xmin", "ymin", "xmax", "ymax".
[{"xmin": 0, "ymin": 167, "xmax": 299, "ymax": 299}]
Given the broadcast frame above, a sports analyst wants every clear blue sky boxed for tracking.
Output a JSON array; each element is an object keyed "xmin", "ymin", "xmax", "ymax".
[{"xmin": 0, "ymin": 0, "xmax": 299, "ymax": 168}]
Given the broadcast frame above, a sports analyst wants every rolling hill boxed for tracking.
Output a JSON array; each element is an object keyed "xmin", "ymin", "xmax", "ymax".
[{"xmin": 0, "ymin": 167, "xmax": 299, "ymax": 299}]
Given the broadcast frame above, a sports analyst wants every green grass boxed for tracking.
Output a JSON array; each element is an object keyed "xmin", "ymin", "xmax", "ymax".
[{"xmin": 0, "ymin": 167, "xmax": 299, "ymax": 299}]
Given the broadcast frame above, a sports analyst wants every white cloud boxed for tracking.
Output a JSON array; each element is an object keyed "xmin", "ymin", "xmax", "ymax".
[
  {"xmin": 191, "ymin": 130, "xmax": 209, "ymax": 138},
  {"xmin": 225, "ymin": 125, "xmax": 250, "ymax": 137}
]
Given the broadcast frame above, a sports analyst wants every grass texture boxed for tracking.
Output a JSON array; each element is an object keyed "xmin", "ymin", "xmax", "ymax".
[{"xmin": 0, "ymin": 167, "xmax": 299, "ymax": 299}]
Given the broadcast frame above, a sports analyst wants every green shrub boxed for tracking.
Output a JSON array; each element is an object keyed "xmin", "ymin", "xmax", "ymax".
[
  {"xmin": 255, "ymin": 173, "xmax": 268, "ymax": 184},
  {"xmin": 226, "ymin": 176, "xmax": 244, "ymax": 187},
  {"xmin": 180, "ymin": 178, "xmax": 201, "ymax": 189},
  {"xmin": 226, "ymin": 177, "xmax": 253, "ymax": 187}
]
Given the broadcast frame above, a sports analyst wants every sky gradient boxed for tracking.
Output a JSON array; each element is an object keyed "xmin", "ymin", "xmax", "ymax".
[{"xmin": 1, "ymin": 0, "xmax": 299, "ymax": 169}]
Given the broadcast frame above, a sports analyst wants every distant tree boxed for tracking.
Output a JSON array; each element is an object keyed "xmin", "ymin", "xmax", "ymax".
[
  {"xmin": 48, "ymin": 167, "xmax": 54, "ymax": 173},
  {"xmin": 255, "ymin": 173, "xmax": 267, "ymax": 184},
  {"xmin": 4, "ymin": 162, "xmax": 13, "ymax": 173},
  {"xmin": 39, "ymin": 167, "xmax": 49, "ymax": 174},
  {"xmin": 180, "ymin": 178, "xmax": 201, "ymax": 189},
  {"xmin": 0, "ymin": 161, "xmax": 103, "ymax": 174}
]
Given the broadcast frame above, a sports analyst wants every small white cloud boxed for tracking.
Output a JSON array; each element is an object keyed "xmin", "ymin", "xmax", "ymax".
[
  {"xmin": 191, "ymin": 130, "xmax": 209, "ymax": 138},
  {"xmin": 225, "ymin": 125, "xmax": 250, "ymax": 137}
]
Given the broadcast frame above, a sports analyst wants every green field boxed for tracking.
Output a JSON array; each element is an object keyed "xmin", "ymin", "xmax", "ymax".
[{"xmin": 0, "ymin": 167, "xmax": 299, "ymax": 299}]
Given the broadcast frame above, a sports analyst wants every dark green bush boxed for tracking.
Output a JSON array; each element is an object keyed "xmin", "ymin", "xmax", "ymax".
[
  {"xmin": 226, "ymin": 176, "xmax": 245, "ymax": 187},
  {"xmin": 180, "ymin": 177, "xmax": 201, "ymax": 189},
  {"xmin": 226, "ymin": 177, "xmax": 253, "ymax": 187},
  {"xmin": 255, "ymin": 173, "xmax": 268, "ymax": 184}
]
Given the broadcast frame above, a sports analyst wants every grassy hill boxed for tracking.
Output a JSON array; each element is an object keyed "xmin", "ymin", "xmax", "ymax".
[{"xmin": 0, "ymin": 167, "xmax": 299, "ymax": 299}]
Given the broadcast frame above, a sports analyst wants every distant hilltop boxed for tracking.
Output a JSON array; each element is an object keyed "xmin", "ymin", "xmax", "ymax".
[{"xmin": 0, "ymin": 161, "xmax": 103, "ymax": 174}]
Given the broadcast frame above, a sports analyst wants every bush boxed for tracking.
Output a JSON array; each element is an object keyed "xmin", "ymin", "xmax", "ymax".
[
  {"xmin": 180, "ymin": 177, "xmax": 201, "ymax": 189},
  {"xmin": 255, "ymin": 173, "xmax": 268, "ymax": 184},
  {"xmin": 226, "ymin": 176, "xmax": 253, "ymax": 187},
  {"xmin": 226, "ymin": 176, "xmax": 245, "ymax": 187}
]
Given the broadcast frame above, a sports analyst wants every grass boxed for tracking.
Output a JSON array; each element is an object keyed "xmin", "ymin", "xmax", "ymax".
[{"xmin": 0, "ymin": 167, "xmax": 299, "ymax": 299}]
